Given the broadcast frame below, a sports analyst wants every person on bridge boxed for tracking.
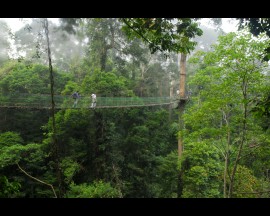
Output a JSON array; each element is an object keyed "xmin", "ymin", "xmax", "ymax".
[
  {"xmin": 72, "ymin": 91, "xmax": 80, "ymax": 108},
  {"xmin": 90, "ymin": 93, "xmax": 96, "ymax": 108}
]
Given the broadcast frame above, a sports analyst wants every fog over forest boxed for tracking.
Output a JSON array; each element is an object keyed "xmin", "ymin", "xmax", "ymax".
[{"xmin": 0, "ymin": 18, "xmax": 270, "ymax": 199}]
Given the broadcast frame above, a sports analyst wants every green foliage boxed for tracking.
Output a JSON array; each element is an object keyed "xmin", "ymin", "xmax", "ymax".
[
  {"xmin": 0, "ymin": 144, "xmax": 25, "ymax": 167},
  {"xmin": 0, "ymin": 131, "xmax": 24, "ymax": 148},
  {"xmin": 156, "ymin": 150, "xmax": 180, "ymax": 198},
  {"xmin": 121, "ymin": 18, "xmax": 203, "ymax": 56},
  {"xmin": 6, "ymin": 17, "xmax": 270, "ymax": 198},
  {"xmin": 67, "ymin": 181, "xmax": 119, "ymax": 198},
  {"xmin": 61, "ymin": 80, "xmax": 80, "ymax": 95},
  {"xmin": 45, "ymin": 109, "xmax": 90, "ymax": 158},
  {"xmin": 185, "ymin": 29, "xmax": 270, "ymax": 197},
  {"xmin": 60, "ymin": 18, "xmax": 203, "ymax": 55},
  {"xmin": 82, "ymin": 18, "xmax": 125, "ymax": 71},
  {"xmin": 61, "ymin": 158, "xmax": 80, "ymax": 184},
  {"xmin": 0, "ymin": 130, "xmax": 49, "ymax": 197},
  {"xmin": 181, "ymin": 142, "xmax": 222, "ymax": 198},
  {"xmin": 238, "ymin": 18, "xmax": 270, "ymax": 61},
  {"xmin": 240, "ymin": 133, "xmax": 270, "ymax": 179},
  {"xmin": 186, "ymin": 29, "xmax": 270, "ymax": 144},
  {"xmin": 0, "ymin": 63, "xmax": 48, "ymax": 93},
  {"xmin": 81, "ymin": 69, "xmax": 134, "ymax": 97},
  {"xmin": 0, "ymin": 62, "xmax": 71, "ymax": 94},
  {"xmin": 231, "ymin": 165, "xmax": 267, "ymax": 198},
  {"xmin": 251, "ymin": 91, "xmax": 270, "ymax": 130},
  {"xmin": 0, "ymin": 19, "xmax": 175, "ymax": 197},
  {"xmin": 0, "ymin": 142, "xmax": 43, "ymax": 168},
  {"xmin": 117, "ymin": 108, "xmax": 179, "ymax": 197},
  {"xmin": 0, "ymin": 132, "xmax": 25, "ymax": 167},
  {"xmin": 0, "ymin": 176, "xmax": 21, "ymax": 198}
]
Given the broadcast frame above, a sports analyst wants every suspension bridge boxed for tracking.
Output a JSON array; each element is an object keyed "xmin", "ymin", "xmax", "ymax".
[{"xmin": 0, "ymin": 93, "xmax": 186, "ymax": 109}]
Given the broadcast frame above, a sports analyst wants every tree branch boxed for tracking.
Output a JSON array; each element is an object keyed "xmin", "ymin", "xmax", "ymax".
[
  {"xmin": 121, "ymin": 18, "xmax": 164, "ymax": 53},
  {"xmin": 17, "ymin": 163, "xmax": 57, "ymax": 198}
]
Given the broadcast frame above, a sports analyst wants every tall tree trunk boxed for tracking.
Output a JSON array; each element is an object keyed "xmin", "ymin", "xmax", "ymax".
[
  {"xmin": 100, "ymin": 44, "xmax": 108, "ymax": 71},
  {"xmin": 159, "ymin": 81, "xmax": 163, "ymax": 97},
  {"xmin": 100, "ymin": 19, "xmax": 115, "ymax": 72},
  {"xmin": 43, "ymin": 18, "xmax": 64, "ymax": 198},
  {"xmin": 169, "ymin": 80, "xmax": 174, "ymax": 121},
  {"xmin": 221, "ymin": 109, "xmax": 231, "ymax": 198},
  {"xmin": 179, "ymin": 54, "xmax": 186, "ymax": 98},
  {"xmin": 178, "ymin": 105, "xmax": 184, "ymax": 157},
  {"xmin": 178, "ymin": 53, "xmax": 186, "ymax": 157},
  {"xmin": 224, "ymin": 126, "xmax": 231, "ymax": 198},
  {"xmin": 224, "ymin": 154, "xmax": 228, "ymax": 198},
  {"xmin": 177, "ymin": 53, "xmax": 187, "ymax": 198},
  {"xmin": 228, "ymin": 77, "xmax": 248, "ymax": 198}
]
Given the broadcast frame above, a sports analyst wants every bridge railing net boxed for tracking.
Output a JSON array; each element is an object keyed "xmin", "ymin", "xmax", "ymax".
[{"xmin": 0, "ymin": 93, "xmax": 173, "ymax": 108}]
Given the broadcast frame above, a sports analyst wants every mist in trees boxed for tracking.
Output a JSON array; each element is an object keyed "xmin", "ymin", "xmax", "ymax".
[
  {"xmin": 0, "ymin": 20, "xmax": 11, "ymax": 66},
  {"xmin": 1, "ymin": 18, "xmax": 270, "ymax": 198}
]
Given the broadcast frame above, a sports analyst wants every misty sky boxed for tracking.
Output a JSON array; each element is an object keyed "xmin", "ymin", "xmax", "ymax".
[
  {"xmin": 0, "ymin": 18, "xmax": 59, "ymax": 32},
  {"xmin": 1, "ymin": 18, "xmax": 238, "ymax": 33}
]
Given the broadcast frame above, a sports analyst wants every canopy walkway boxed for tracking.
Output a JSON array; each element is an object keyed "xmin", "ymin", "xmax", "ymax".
[{"xmin": 0, "ymin": 93, "xmax": 186, "ymax": 109}]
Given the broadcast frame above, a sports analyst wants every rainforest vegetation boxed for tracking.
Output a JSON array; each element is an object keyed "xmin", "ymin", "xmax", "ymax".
[{"xmin": 1, "ymin": 18, "xmax": 270, "ymax": 198}]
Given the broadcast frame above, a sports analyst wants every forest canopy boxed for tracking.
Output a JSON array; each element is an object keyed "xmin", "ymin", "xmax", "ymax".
[{"xmin": 1, "ymin": 18, "xmax": 270, "ymax": 198}]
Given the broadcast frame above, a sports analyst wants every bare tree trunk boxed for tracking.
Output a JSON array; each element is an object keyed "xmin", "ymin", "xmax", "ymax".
[
  {"xmin": 43, "ymin": 18, "xmax": 64, "ymax": 198},
  {"xmin": 178, "ymin": 53, "xmax": 186, "ymax": 157},
  {"xmin": 169, "ymin": 80, "xmax": 174, "ymax": 121},
  {"xmin": 224, "ymin": 155, "xmax": 227, "ymax": 198},
  {"xmin": 228, "ymin": 77, "xmax": 248, "ymax": 198},
  {"xmin": 221, "ymin": 108, "xmax": 231, "ymax": 198},
  {"xmin": 170, "ymin": 80, "xmax": 174, "ymax": 97},
  {"xmin": 224, "ymin": 127, "xmax": 231, "ymax": 198},
  {"xmin": 177, "ymin": 53, "xmax": 187, "ymax": 198},
  {"xmin": 179, "ymin": 54, "xmax": 186, "ymax": 98},
  {"xmin": 159, "ymin": 81, "xmax": 163, "ymax": 97},
  {"xmin": 100, "ymin": 45, "xmax": 107, "ymax": 71},
  {"xmin": 178, "ymin": 105, "xmax": 184, "ymax": 157}
]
